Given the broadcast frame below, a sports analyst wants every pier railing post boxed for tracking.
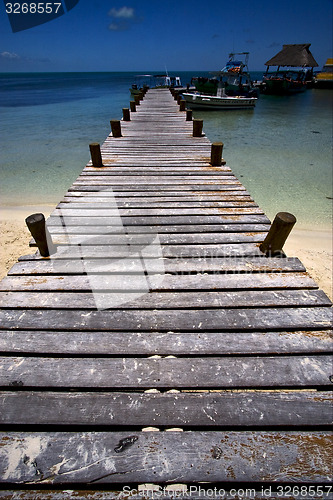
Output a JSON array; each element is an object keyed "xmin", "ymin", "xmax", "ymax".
[
  {"xmin": 89, "ymin": 142, "xmax": 103, "ymax": 167},
  {"xmin": 25, "ymin": 213, "xmax": 56, "ymax": 257},
  {"xmin": 210, "ymin": 142, "xmax": 225, "ymax": 166},
  {"xmin": 259, "ymin": 212, "xmax": 296, "ymax": 256},
  {"xmin": 186, "ymin": 109, "xmax": 192, "ymax": 121},
  {"xmin": 110, "ymin": 120, "xmax": 122, "ymax": 138},
  {"xmin": 134, "ymin": 95, "xmax": 140, "ymax": 106},
  {"xmin": 130, "ymin": 101, "xmax": 136, "ymax": 112},
  {"xmin": 193, "ymin": 119, "xmax": 203, "ymax": 137},
  {"xmin": 122, "ymin": 108, "xmax": 130, "ymax": 121},
  {"xmin": 179, "ymin": 100, "xmax": 186, "ymax": 111}
]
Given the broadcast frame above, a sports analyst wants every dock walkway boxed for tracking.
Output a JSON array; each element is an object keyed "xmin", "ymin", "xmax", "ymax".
[{"xmin": 0, "ymin": 89, "xmax": 332, "ymax": 496}]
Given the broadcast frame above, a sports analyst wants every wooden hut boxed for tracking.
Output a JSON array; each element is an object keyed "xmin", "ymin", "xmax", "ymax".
[{"xmin": 263, "ymin": 43, "xmax": 318, "ymax": 94}]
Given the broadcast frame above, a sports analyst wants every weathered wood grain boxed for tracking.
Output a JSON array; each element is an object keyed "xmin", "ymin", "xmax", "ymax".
[
  {"xmin": 1, "ymin": 391, "xmax": 331, "ymax": 426},
  {"xmin": 1, "ymin": 289, "xmax": 329, "ymax": 310},
  {"xmin": 8, "ymin": 256, "xmax": 307, "ymax": 275},
  {"xmin": 0, "ymin": 431, "xmax": 331, "ymax": 483},
  {"xmin": 0, "ymin": 330, "xmax": 331, "ymax": 355},
  {"xmin": 0, "ymin": 272, "xmax": 318, "ymax": 292},
  {"xmin": 0, "ymin": 355, "xmax": 331, "ymax": 388}
]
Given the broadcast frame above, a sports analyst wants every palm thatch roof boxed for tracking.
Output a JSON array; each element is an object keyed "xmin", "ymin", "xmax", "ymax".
[{"xmin": 265, "ymin": 44, "xmax": 318, "ymax": 67}]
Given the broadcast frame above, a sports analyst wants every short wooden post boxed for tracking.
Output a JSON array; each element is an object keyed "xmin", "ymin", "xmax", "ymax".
[
  {"xmin": 25, "ymin": 213, "xmax": 56, "ymax": 257},
  {"xmin": 179, "ymin": 100, "xmax": 186, "ymax": 111},
  {"xmin": 210, "ymin": 142, "xmax": 223, "ymax": 166},
  {"xmin": 186, "ymin": 109, "xmax": 192, "ymax": 121},
  {"xmin": 139, "ymin": 91, "xmax": 144, "ymax": 100},
  {"xmin": 193, "ymin": 119, "xmax": 203, "ymax": 137},
  {"xmin": 130, "ymin": 101, "xmax": 136, "ymax": 112},
  {"xmin": 177, "ymin": 95, "xmax": 182, "ymax": 105},
  {"xmin": 122, "ymin": 108, "xmax": 130, "ymax": 121},
  {"xmin": 89, "ymin": 142, "xmax": 103, "ymax": 167},
  {"xmin": 259, "ymin": 212, "xmax": 297, "ymax": 256},
  {"xmin": 110, "ymin": 120, "xmax": 122, "ymax": 138},
  {"xmin": 134, "ymin": 95, "xmax": 140, "ymax": 105}
]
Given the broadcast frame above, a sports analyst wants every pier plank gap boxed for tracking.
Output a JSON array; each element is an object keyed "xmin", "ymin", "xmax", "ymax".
[{"xmin": 0, "ymin": 89, "xmax": 332, "ymax": 496}]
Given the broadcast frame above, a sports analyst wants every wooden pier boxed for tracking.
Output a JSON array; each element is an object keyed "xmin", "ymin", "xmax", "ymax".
[{"xmin": 0, "ymin": 89, "xmax": 332, "ymax": 497}]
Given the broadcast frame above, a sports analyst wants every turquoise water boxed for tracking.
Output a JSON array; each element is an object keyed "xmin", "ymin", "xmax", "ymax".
[{"xmin": 0, "ymin": 72, "xmax": 332, "ymax": 230}]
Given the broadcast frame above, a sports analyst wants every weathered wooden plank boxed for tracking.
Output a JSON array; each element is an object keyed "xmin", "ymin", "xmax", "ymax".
[
  {"xmin": 1, "ymin": 289, "xmax": 329, "ymax": 310},
  {"xmin": 0, "ymin": 307, "xmax": 331, "ymax": 332},
  {"xmin": 82, "ymin": 167, "xmax": 232, "ymax": 173},
  {"xmin": 20, "ymin": 243, "xmax": 264, "ymax": 258},
  {"xmin": 47, "ymin": 214, "xmax": 270, "ymax": 225},
  {"xmin": 0, "ymin": 490, "xmax": 330, "ymax": 500},
  {"xmin": 68, "ymin": 184, "xmax": 247, "ymax": 192},
  {"xmin": 61, "ymin": 196, "xmax": 255, "ymax": 205},
  {"xmin": 0, "ymin": 330, "xmax": 331, "ymax": 355},
  {"xmin": 57, "ymin": 201, "xmax": 259, "ymax": 209},
  {"xmin": 7, "ymin": 256, "xmax": 307, "ymax": 275},
  {"xmin": 47, "ymin": 223, "xmax": 271, "ymax": 234},
  {"xmin": 0, "ymin": 431, "xmax": 331, "ymax": 483},
  {"xmin": 51, "ymin": 207, "xmax": 265, "ymax": 216},
  {"xmin": 1, "ymin": 391, "xmax": 331, "ymax": 427},
  {"xmin": 31, "ymin": 232, "xmax": 267, "ymax": 246},
  {"xmin": 0, "ymin": 355, "xmax": 331, "ymax": 388},
  {"xmin": 73, "ymin": 179, "xmax": 242, "ymax": 186},
  {"xmin": 0, "ymin": 272, "xmax": 318, "ymax": 292},
  {"xmin": 63, "ymin": 190, "xmax": 251, "ymax": 199}
]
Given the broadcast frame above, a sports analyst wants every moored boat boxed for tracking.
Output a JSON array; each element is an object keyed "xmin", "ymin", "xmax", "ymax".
[
  {"xmin": 191, "ymin": 52, "xmax": 259, "ymax": 98},
  {"xmin": 182, "ymin": 89, "xmax": 257, "ymax": 110},
  {"xmin": 261, "ymin": 44, "xmax": 318, "ymax": 95},
  {"xmin": 130, "ymin": 74, "xmax": 182, "ymax": 95}
]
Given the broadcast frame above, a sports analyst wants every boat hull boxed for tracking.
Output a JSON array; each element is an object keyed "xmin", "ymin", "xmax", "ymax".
[{"xmin": 182, "ymin": 93, "xmax": 257, "ymax": 110}]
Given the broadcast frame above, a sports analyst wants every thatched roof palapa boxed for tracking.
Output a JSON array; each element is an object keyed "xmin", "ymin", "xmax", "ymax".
[{"xmin": 265, "ymin": 44, "xmax": 318, "ymax": 68}]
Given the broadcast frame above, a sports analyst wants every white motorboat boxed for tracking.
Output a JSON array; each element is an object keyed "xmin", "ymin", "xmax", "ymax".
[{"xmin": 182, "ymin": 89, "xmax": 257, "ymax": 110}]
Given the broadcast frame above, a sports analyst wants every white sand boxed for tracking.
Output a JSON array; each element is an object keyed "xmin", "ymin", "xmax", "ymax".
[{"xmin": 0, "ymin": 205, "xmax": 332, "ymax": 300}]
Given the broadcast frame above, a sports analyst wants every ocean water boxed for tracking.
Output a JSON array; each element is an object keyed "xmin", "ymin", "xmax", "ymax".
[{"xmin": 0, "ymin": 71, "xmax": 332, "ymax": 230}]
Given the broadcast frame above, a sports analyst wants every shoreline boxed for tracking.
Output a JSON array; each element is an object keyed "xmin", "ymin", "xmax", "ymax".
[{"xmin": 1, "ymin": 205, "xmax": 332, "ymax": 301}]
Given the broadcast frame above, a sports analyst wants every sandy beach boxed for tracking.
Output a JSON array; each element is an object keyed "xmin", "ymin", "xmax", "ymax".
[{"xmin": 1, "ymin": 205, "xmax": 332, "ymax": 301}]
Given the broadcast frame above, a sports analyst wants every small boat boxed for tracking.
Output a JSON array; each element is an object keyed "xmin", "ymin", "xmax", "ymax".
[
  {"xmin": 314, "ymin": 58, "xmax": 333, "ymax": 88},
  {"xmin": 261, "ymin": 44, "xmax": 318, "ymax": 95},
  {"xmin": 262, "ymin": 69, "xmax": 311, "ymax": 94},
  {"xmin": 191, "ymin": 52, "xmax": 259, "ymax": 98},
  {"xmin": 130, "ymin": 74, "xmax": 153, "ymax": 95},
  {"xmin": 182, "ymin": 88, "xmax": 257, "ymax": 110},
  {"xmin": 130, "ymin": 74, "xmax": 182, "ymax": 95}
]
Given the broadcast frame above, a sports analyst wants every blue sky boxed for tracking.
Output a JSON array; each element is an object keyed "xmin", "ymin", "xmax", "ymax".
[{"xmin": 0, "ymin": 0, "xmax": 332, "ymax": 72}]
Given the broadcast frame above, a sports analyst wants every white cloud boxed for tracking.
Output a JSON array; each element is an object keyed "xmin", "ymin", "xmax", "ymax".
[
  {"xmin": 1, "ymin": 51, "xmax": 20, "ymax": 59},
  {"xmin": 108, "ymin": 6, "xmax": 135, "ymax": 19}
]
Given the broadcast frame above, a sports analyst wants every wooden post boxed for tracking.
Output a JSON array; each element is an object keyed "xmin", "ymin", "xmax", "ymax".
[
  {"xmin": 130, "ymin": 101, "xmax": 136, "ymax": 112},
  {"xmin": 139, "ymin": 91, "xmax": 144, "ymax": 100},
  {"xmin": 179, "ymin": 100, "xmax": 186, "ymax": 111},
  {"xmin": 259, "ymin": 212, "xmax": 296, "ymax": 256},
  {"xmin": 25, "ymin": 213, "xmax": 56, "ymax": 257},
  {"xmin": 89, "ymin": 143, "xmax": 103, "ymax": 167},
  {"xmin": 186, "ymin": 109, "xmax": 192, "ymax": 121},
  {"xmin": 110, "ymin": 120, "xmax": 122, "ymax": 138},
  {"xmin": 177, "ymin": 95, "xmax": 182, "ymax": 105},
  {"xmin": 210, "ymin": 142, "xmax": 223, "ymax": 166},
  {"xmin": 193, "ymin": 119, "xmax": 203, "ymax": 137},
  {"xmin": 122, "ymin": 108, "xmax": 130, "ymax": 121},
  {"xmin": 134, "ymin": 95, "xmax": 140, "ymax": 105}
]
